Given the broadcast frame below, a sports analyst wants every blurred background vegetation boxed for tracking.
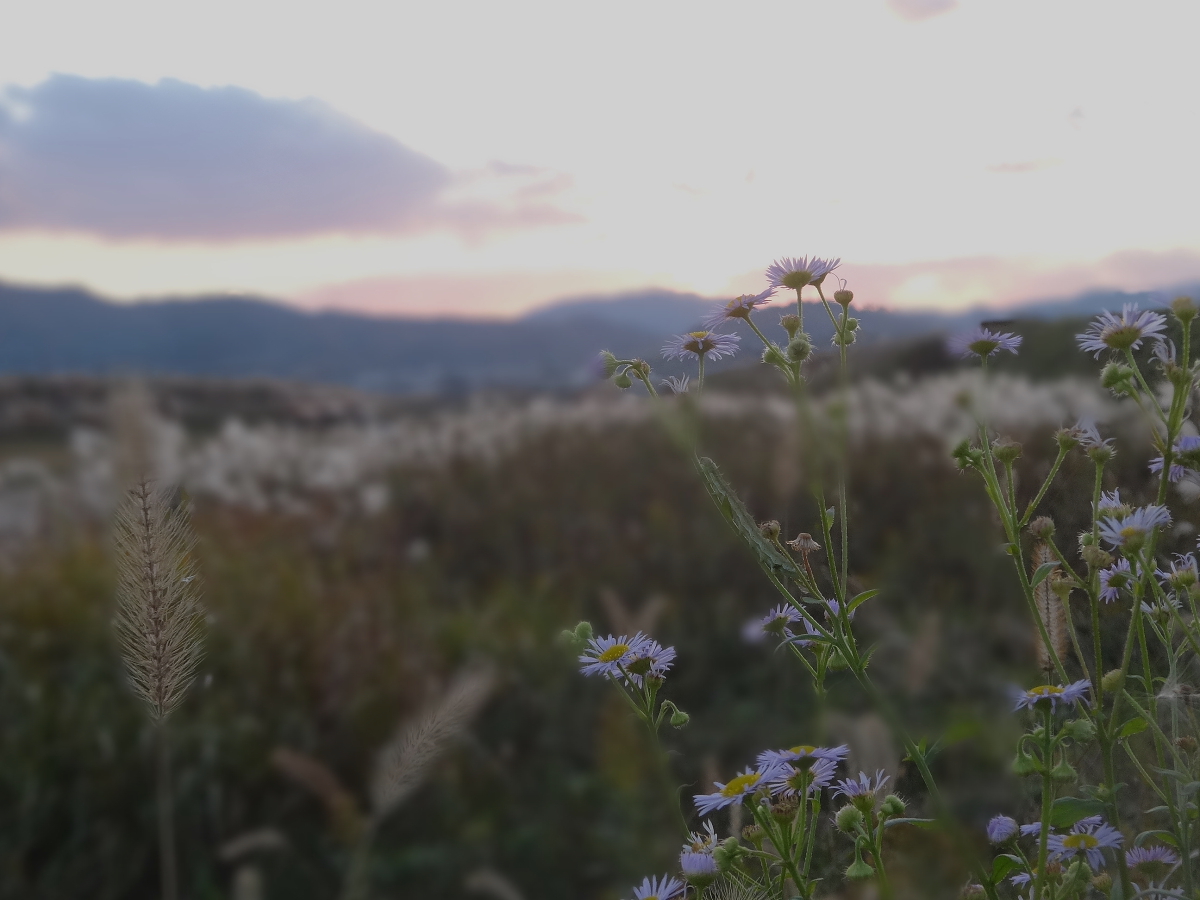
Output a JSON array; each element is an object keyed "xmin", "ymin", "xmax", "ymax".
[{"xmin": 0, "ymin": 318, "xmax": 1184, "ymax": 899}]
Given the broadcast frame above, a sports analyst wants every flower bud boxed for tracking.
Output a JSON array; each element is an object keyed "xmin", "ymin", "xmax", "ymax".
[
  {"xmin": 670, "ymin": 708, "xmax": 690, "ymax": 728},
  {"xmin": 1087, "ymin": 442, "xmax": 1115, "ymax": 464},
  {"xmin": 759, "ymin": 520, "xmax": 782, "ymax": 541},
  {"xmin": 1029, "ymin": 517, "xmax": 1055, "ymax": 540},
  {"xmin": 740, "ymin": 824, "xmax": 763, "ymax": 845},
  {"xmin": 833, "ymin": 329, "xmax": 857, "ymax": 347},
  {"xmin": 1061, "ymin": 717, "xmax": 1096, "ymax": 743},
  {"xmin": 1172, "ymin": 295, "xmax": 1197, "ymax": 323},
  {"xmin": 1050, "ymin": 757, "xmax": 1078, "ymax": 782},
  {"xmin": 1100, "ymin": 362, "xmax": 1136, "ymax": 395},
  {"xmin": 1055, "ymin": 427, "xmax": 1080, "ymax": 451},
  {"xmin": 1063, "ymin": 859, "xmax": 1090, "ymax": 890},
  {"xmin": 992, "ymin": 438, "xmax": 1023, "ymax": 465},
  {"xmin": 1090, "ymin": 871, "xmax": 1113, "ymax": 892},
  {"xmin": 787, "ymin": 333, "xmax": 813, "ymax": 362},
  {"xmin": 1177, "ymin": 735, "xmax": 1198, "ymax": 752},
  {"xmin": 779, "ymin": 313, "xmax": 801, "ymax": 338},
  {"xmin": 557, "ymin": 620, "xmax": 594, "ymax": 651},
  {"xmin": 629, "ymin": 359, "xmax": 650, "ymax": 378},
  {"xmin": 762, "ymin": 345, "xmax": 789, "ymax": 368},
  {"xmin": 844, "ymin": 854, "xmax": 875, "ymax": 880},
  {"xmin": 845, "ymin": 317, "xmax": 859, "ymax": 331},
  {"xmin": 834, "ymin": 289, "xmax": 854, "ymax": 307},
  {"xmin": 880, "ymin": 794, "xmax": 906, "ymax": 818},
  {"xmin": 1013, "ymin": 747, "xmax": 1040, "ymax": 775},
  {"xmin": 771, "ymin": 796, "xmax": 799, "ymax": 822},
  {"xmin": 1050, "ymin": 575, "xmax": 1073, "ymax": 600},
  {"xmin": 835, "ymin": 804, "xmax": 864, "ymax": 833},
  {"xmin": 613, "ymin": 371, "xmax": 632, "ymax": 390},
  {"xmin": 598, "ymin": 350, "xmax": 620, "ymax": 379},
  {"xmin": 1082, "ymin": 545, "xmax": 1113, "ymax": 569},
  {"xmin": 1102, "ymin": 668, "xmax": 1124, "ymax": 693},
  {"xmin": 713, "ymin": 837, "xmax": 744, "ymax": 872}
]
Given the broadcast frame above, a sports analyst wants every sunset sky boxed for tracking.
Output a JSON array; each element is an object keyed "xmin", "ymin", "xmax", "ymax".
[{"xmin": 2, "ymin": 0, "xmax": 1199, "ymax": 317}]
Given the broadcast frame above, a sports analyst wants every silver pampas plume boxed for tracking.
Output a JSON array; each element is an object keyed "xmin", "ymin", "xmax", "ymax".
[
  {"xmin": 113, "ymin": 479, "xmax": 204, "ymax": 721},
  {"xmin": 1032, "ymin": 540, "xmax": 1068, "ymax": 675}
]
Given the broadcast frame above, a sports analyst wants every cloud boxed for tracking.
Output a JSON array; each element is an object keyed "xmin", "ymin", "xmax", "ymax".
[
  {"xmin": 0, "ymin": 75, "xmax": 577, "ymax": 241},
  {"xmin": 986, "ymin": 159, "xmax": 1061, "ymax": 174},
  {"xmin": 886, "ymin": 0, "xmax": 958, "ymax": 22}
]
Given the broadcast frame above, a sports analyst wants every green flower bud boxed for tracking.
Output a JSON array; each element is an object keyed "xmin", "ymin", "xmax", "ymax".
[
  {"xmin": 1087, "ymin": 442, "xmax": 1115, "ymax": 464},
  {"xmin": 598, "ymin": 350, "xmax": 620, "ymax": 379},
  {"xmin": 1100, "ymin": 362, "xmax": 1136, "ymax": 395},
  {"xmin": 740, "ymin": 823, "xmax": 764, "ymax": 845},
  {"xmin": 992, "ymin": 438, "xmax": 1023, "ymax": 465},
  {"xmin": 833, "ymin": 329, "xmax": 857, "ymax": 347},
  {"xmin": 779, "ymin": 313, "xmax": 801, "ymax": 338},
  {"xmin": 759, "ymin": 519, "xmax": 781, "ymax": 541},
  {"xmin": 787, "ymin": 333, "xmax": 813, "ymax": 362},
  {"xmin": 844, "ymin": 854, "xmax": 875, "ymax": 880},
  {"xmin": 629, "ymin": 359, "xmax": 650, "ymax": 378},
  {"xmin": 835, "ymin": 804, "xmax": 864, "ymax": 833},
  {"xmin": 845, "ymin": 316, "xmax": 859, "ymax": 331},
  {"xmin": 1172, "ymin": 295, "xmax": 1197, "ymax": 323},
  {"xmin": 1061, "ymin": 717, "xmax": 1096, "ymax": 743},
  {"xmin": 670, "ymin": 708, "xmax": 690, "ymax": 728},
  {"xmin": 1050, "ymin": 756, "xmax": 1078, "ymax": 782},
  {"xmin": 1013, "ymin": 747, "xmax": 1040, "ymax": 775},
  {"xmin": 1029, "ymin": 516, "xmax": 1055, "ymax": 540},
  {"xmin": 834, "ymin": 289, "xmax": 854, "ymax": 307},
  {"xmin": 1101, "ymin": 668, "xmax": 1124, "ymax": 693},
  {"xmin": 1082, "ymin": 545, "xmax": 1113, "ymax": 569},
  {"xmin": 1090, "ymin": 871, "xmax": 1113, "ymax": 892},
  {"xmin": 1055, "ymin": 427, "xmax": 1080, "ymax": 451},
  {"xmin": 880, "ymin": 794, "xmax": 906, "ymax": 818},
  {"xmin": 713, "ymin": 837, "xmax": 744, "ymax": 872},
  {"xmin": 558, "ymin": 620, "xmax": 593, "ymax": 651},
  {"xmin": 613, "ymin": 371, "xmax": 632, "ymax": 390}
]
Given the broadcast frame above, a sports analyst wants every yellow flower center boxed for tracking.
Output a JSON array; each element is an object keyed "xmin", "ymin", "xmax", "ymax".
[
  {"xmin": 1029, "ymin": 685, "xmax": 1064, "ymax": 698},
  {"xmin": 1062, "ymin": 833, "xmax": 1099, "ymax": 851},
  {"xmin": 720, "ymin": 772, "xmax": 760, "ymax": 797},
  {"xmin": 597, "ymin": 644, "xmax": 629, "ymax": 662},
  {"xmin": 788, "ymin": 745, "xmax": 818, "ymax": 755}
]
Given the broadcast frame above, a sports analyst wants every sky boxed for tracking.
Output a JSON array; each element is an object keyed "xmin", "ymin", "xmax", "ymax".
[{"xmin": 1, "ymin": 0, "xmax": 1199, "ymax": 318}]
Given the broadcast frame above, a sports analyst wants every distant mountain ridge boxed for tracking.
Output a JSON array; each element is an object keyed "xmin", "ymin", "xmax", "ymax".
[{"xmin": 0, "ymin": 280, "xmax": 1193, "ymax": 392}]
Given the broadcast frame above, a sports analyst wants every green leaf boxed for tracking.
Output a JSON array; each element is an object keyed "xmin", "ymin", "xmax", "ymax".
[
  {"xmin": 991, "ymin": 854, "xmax": 1022, "ymax": 882},
  {"xmin": 883, "ymin": 817, "xmax": 937, "ymax": 830},
  {"xmin": 1118, "ymin": 717, "xmax": 1148, "ymax": 739},
  {"xmin": 848, "ymin": 589, "xmax": 880, "ymax": 612},
  {"xmin": 1049, "ymin": 797, "xmax": 1107, "ymax": 829},
  {"xmin": 1030, "ymin": 560, "xmax": 1060, "ymax": 587},
  {"xmin": 694, "ymin": 456, "xmax": 803, "ymax": 585}
]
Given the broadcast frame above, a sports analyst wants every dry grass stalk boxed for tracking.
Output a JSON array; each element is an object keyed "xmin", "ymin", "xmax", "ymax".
[
  {"xmin": 270, "ymin": 747, "xmax": 364, "ymax": 842},
  {"xmin": 369, "ymin": 668, "xmax": 494, "ymax": 820},
  {"xmin": 113, "ymin": 478, "xmax": 204, "ymax": 722},
  {"xmin": 1032, "ymin": 541, "xmax": 1068, "ymax": 675}
]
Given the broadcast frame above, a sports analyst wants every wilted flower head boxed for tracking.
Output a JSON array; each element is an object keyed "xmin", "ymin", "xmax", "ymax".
[
  {"xmin": 1099, "ymin": 559, "xmax": 1133, "ymax": 603},
  {"xmin": 1099, "ymin": 505, "xmax": 1172, "ymax": 550},
  {"xmin": 682, "ymin": 820, "xmax": 718, "ymax": 854},
  {"xmin": 662, "ymin": 330, "xmax": 741, "ymax": 361},
  {"xmin": 660, "ymin": 375, "xmax": 690, "ymax": 395},
  {"xmin": 1071, "ymin": 419, "xmax": 1113, "ymax": 450},
  {"xmin": 1150, "ymin": 434, "xmax": 1200, "ymax": 482},
  {"xmin": 834, "ymin": 770, "xmax": 890, "ymax": 802},
  {"xmin": 947, "ymin": 327, "xmax": 1023, "ymax": 360},
  {"xmin": 629, "ymin": 874, "xmax": 685, "ymax": 900},
  {"xmin": 578, "ymin": 632, "xmax": 652, "ymax": 678},
  {"xmin": 987, "ymin": 815, "xmax": 1019, "ymax": 844},
  {"xmin": 787, "ymin": 532, "xmax": 820, "ymax": 553},
  {"xmin": 766, "ymin": 256, "xmax": 841, "ymax": 290},
  {"xmin": 703, "ymin": 287, "xmax": 777, "ymax": 328},
  {"xmin": 694, "ymin": 766, "xmax": 773, "ymax": 816},
  {"xmin": 1157, "ymin": 553, "xmax": 1198, "ymax": 592},
  {"xmin": 1047, "ymin": 819, "xmax": 1123, "ymax": 870},
  {"xmin": 1077, "ymin": 304, "xmax": 1168, "ymax": 358},
  {"xmin": 1012, "ymin": 679, "xmax": 1091, "ymax": 712}
]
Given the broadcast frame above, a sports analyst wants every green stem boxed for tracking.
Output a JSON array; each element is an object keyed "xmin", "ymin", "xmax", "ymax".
[
  {"xmin": 156, "ymin": 723, "xmax": 179, "ymax": 900},
  {"xmin": 1033, "ymin": 706, "xmax": 1054, "ymax": 898}
]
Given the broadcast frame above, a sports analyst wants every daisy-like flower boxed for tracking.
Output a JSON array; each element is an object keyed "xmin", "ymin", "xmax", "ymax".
[
  {"xmin": 1077, "ymin": 304, "xmax": 1169, "ymax": 358},
  {"xmin": 660, "ymin": 375, "xmax": 690, "ymax": 395},
  {"xmin": 622, "ymin": 639, "xmax": 677, "ymax": 687},
  {"xmin": 947, "ymin": 327, "xmax": 1023, "ymax": 360},
  {"xmin": 629, "ymin": 874, "xmax": 685, "ymax": 900},
  {"xmin": 757, "ymin": 743, "xmax": 850, "ymax": 769},
  {"xmin": 679, "ymin": 851, "xmax": 718, "ymax": 881},
  {"xmin": 1012, "ymin": 680, "xmax": 1091, "ymax": 713},
  {"xmin": 1099, "ymin": 559, "xmax": 1133, "ymax": 603},
  {"xmin": 766, "ymin": 256, "xmax": 841, "ymax": 290},
  {"xmin": 744, "ymin": 604, "xmax": 805, "ymax": 643},
  {"xmin": 661, "ymin": 330, "xmax": 741, "ymax": 361},
  {"xmin": 694, "ymin": 767, "xmax": 773, "ymax": 816},
  {"xmin": 1095, "ymin": 489, "xmax": 1128, "ymax": 519},
  {"xmin": 1126, "ymin": 844, "xmax": 1179, "ymax": 881},
  {"xmin": 834, "ymin": 769, "xmax": 890, "ymax": 801},
  {"xmin": 1157, "ymin": 553, "xmax": 1198, "ymax": 591},
  {"xmin": 766, "ymin": 756, "xmax": 838, "ymax": 798},
  {"xmin": 1150, "ymin": 434, "xmax": 1200, "ymax": 483},
  {"xmin": 987, "ymin": 815, "xmax": 1019, "ymax": 844},
  {"xmin": 578, "ymin": 632, "xmax": 652, "ymax": 678},
  {"xmin": 703, "ymin": 287, "xmax": 777, "ymax": 328},
  {"xmin": 1048, "ymin": 819, "xmax": 1123, "ymax": 870},
  {"xmin": 1099, "ymin": 505, "xmax": 1172, "ymax": 550},
  {"xmin": 1072, "ymin": 419, "xmax": 1113, "ymax": 450},
  {"xmin": 682, "ymin": 820, "xmax": 718, "ymax": 854}
]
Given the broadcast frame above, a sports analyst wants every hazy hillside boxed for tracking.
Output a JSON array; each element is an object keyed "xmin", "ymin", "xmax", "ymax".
[{"xmin": 0, "ymin": 280, "xmax": 1193, "ymax": 392}]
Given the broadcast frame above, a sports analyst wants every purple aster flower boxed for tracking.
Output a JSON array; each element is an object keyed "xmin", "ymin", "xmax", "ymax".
[
  {"xmin": 622, "ymin": 639, "xmax": 677, "ymax": 687},
  {"xmin": 1077, "ymin": 304, "xmax": 1169, "ymax": 358},
  {"xmin": 1126, "ymin": 843, "xmax": 1179, "ymax": 879},
  {"xmin": 1157, "ymin": 553, "xmax": 1198, "ymax": 591},
  {"xmin": 1099, "ymin": 559, "xmax": 1133, "ymax": 603},
  {"xmin": 681, "ymin": 820, "xmax": 718, "ymax": 853},
  {"xmin": 947, "ymin": 327, "xmax": 1023, "ymax": 360},
  {"xmin": 1072, "ymin": 419, "xmax": 1113, "ymax": 450},
  {"xmin": 694, "ymin": 766, "xmax": 773, "ymax": 816},
  {"xmin": 629, "ymin": 874, "xmax": 685, "ymax": 900},
  {"xmin": 784, "ymin": 616, "xmax": 821, "ymax": 648},
  {"xmin": 766, "ymin": 256, "xmax": 841, "ymax": 290},
  {"xmin": 987, "ymin": 815, "xmax": 1019, "ymax": 844},
  {"xmin": 1020, "ymin": 821, "xmax": 1043, "ymax": 838},
  {"xmin": 834, "ymin": 769, "xmax": 890, "ymax": 801},
  {"xmin": 1095, "ymin": 489, "xmax": 1127, "ymax": 518},
  {"xmin": 1048, "ymin": 819, "xmax": 1123, "ymax": 870},
  {"xmin": 1150, "ymin": 434, "xmax": 1200, "ymax": 482},
  {"xmin": 578, "ymin": 632, "xmax": 652, "ymax": 678},
  {"xmin": 757, "ymin": 743, "xmax": 850, "ymax": 769},
  {"xmin": 1154, "ymin": 338, "xmax": 1178, "ymax": 366},
  {"xmin": 743, "ymin": 604, "xmax": 805, "ymax": 643},
  {"xmin": 1099, "ymin": 505, "xmax": 1172, "ymax": 549},
  {"xmin": 1012, "ymin": 679, "xmax": 1092, "ymax": 713},
  {"xmin": 661, "ymin": 330, "xmax": 741, "ymax": 361},
  {"xmin": 703, "ymin": 287, "xmax": 777, "ymax": 328},
  {"xmin": 679, "ymin": 851, "xmax": 718, "ymax": 881},
  {"xmin": 660, "ymin": 375, "xmax": 690, "ymax": 395},
  {"xmin": 766, "ymin": 756, "xmax": 839, "ymax": 798}
]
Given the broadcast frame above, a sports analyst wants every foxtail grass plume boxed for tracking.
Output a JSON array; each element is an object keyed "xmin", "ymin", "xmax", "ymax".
[
  {"xmin": 113, "ymin": 479, "xmax": 204, "ymax": 722},
  {"xmin": 1031, "ymin": 539, "xmax": 1068, "ymax": 675},
  {"xmin": 369, "ymin": 668, "xmax": 494, "ymax": 819}
]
